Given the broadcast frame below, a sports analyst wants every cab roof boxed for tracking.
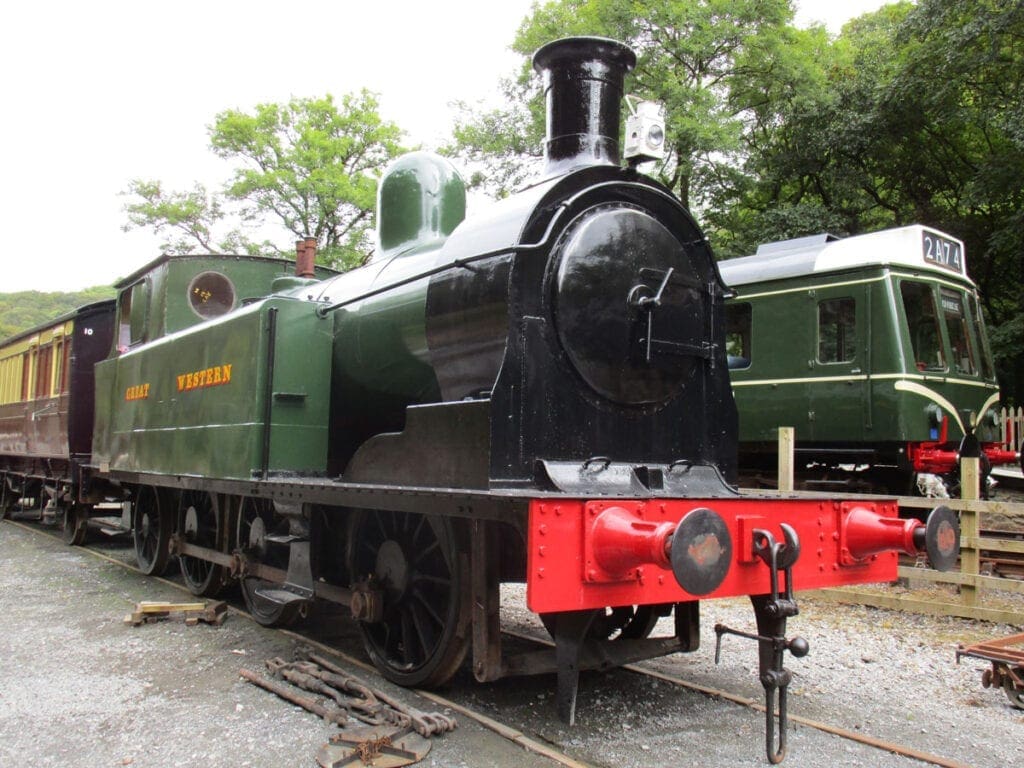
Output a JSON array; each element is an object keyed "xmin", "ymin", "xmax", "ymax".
[
  {"xmin": 114, "ymin": 253, "xmax": 337, "ymax": 289},
  {"xmin": 718, "ymin": 225, "xmax": 972, "ymax": 288}
]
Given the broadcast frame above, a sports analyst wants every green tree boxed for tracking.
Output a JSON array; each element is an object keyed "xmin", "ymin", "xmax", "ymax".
[
  {"xmin": 0, "ymin": 287, "xmax": 116, "ymax": 340},
  {"xmin": 448, "ymin": 0, "xmax": 796, "ymax": 209},
  {"xmin": 722, "ymin": 0, "xmax": 1024, "ymax": 402},
  {"xmin": 121, "ymin": 180, "xmax": 257, "ymax": 257},
  {"xmin": 894, "ymin": 0, "xmax": 1024, "ymax": 405},
  {"xmin": 122, "ymin": 92, "xmax": 405, "ymax": 271}
]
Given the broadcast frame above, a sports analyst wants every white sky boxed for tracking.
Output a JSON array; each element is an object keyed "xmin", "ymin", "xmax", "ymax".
[{"xmin": 0, "ymin": 0, "xmax": 886, "ymax": 293}]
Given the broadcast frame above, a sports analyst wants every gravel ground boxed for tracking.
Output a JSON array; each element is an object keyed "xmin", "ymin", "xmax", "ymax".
[
  {"xmin": 492, "ymin": 585, "xmax": 1024, "ymax": 768},
  {"xmin": 2, "ymin": 517, "xmax": 1022, "ymax": 768},
  {"xmin": 0, "ymin": 521, "xmax": 552, "ymax": 768}
]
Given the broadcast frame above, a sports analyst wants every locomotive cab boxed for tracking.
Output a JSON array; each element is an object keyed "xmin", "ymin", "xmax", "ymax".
[{"xmin": 109, "ymin": 252, "xmax": 337, "ymax": 353}]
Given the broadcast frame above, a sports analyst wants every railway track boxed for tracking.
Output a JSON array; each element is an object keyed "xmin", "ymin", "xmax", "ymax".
[{"xmin": 3, "ymin": 514, "xmax": 994, "ymax": 768}]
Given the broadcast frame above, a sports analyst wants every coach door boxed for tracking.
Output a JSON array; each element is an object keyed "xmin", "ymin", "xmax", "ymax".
[{"xmin": 807, "ymin": 285, "xmax": 868, "ymax": 443}]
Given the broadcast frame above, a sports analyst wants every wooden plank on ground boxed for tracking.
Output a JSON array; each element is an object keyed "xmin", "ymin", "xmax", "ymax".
[
  {"xmin": 806, "ymin": 588, "xmax": 1023, "ymax": 625},
  {"xmin": 897, "ymin": 566, "xmax": 1024, "ymax": 594}
]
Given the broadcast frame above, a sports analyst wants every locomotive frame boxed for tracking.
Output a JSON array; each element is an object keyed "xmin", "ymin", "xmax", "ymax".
[{"xmin": 0, "ymin": 37, "xmax": 959, "ymax": 764}]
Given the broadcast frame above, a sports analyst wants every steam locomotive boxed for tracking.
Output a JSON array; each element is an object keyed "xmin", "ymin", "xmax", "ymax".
[{"xmin": 0, "ymin": 37, "xmax": 958, "ymax": 763}]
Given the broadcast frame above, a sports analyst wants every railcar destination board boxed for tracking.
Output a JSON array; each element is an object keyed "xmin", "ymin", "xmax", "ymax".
[{"xmin": 922, "ymin": 230, "xmax": 963, "ymax": 273}]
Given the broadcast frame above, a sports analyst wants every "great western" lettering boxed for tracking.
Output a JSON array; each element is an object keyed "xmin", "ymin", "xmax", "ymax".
[
  {"xmin": 125, "ymin": 383, "xmax": 150, "ymax": 401},
  {"xmin": 176, "ymin": 364, "xmax": 233, "ymax": 393}
]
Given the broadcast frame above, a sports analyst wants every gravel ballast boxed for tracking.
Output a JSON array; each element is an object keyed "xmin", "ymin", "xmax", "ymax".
[{"xmin": 2, "ymin": 519, "xmax": 1021, "ymax": 768}]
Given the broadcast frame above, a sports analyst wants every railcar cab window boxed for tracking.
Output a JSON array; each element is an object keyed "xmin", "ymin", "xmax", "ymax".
[
  {"xmin": 117, "ymin": 280, "xmax": 150, "ymax": 353},
  {"xmin": 940, "ymin": 288, "xmax": 977, "ymax": 376},
  {"xmin": 968, "ymin": 293, "xmax": 996, "ymax": 380},
  {"xmin": 900, "ymin": 281, "xmax": 945, "ymax": 372},
  {"xmin": 726, "ymin": 302, "xmax": 751, "ymax": 369},
  {"xmin": 817, "ymin": 297, "xmax": 855, "ymax": 363},
  {"xmin": 188, "ymin": 271, "xmax": 236, "ymax": 319}
]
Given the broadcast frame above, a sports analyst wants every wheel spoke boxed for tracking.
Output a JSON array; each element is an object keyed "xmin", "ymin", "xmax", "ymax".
[
  {"xmin": 400, "ymin": 612, "xmax": 415, "ymax": 666},
  {"xmin": 411, "ymin": 539, "xmax": 440, "ymax": 568},
  {"xmin": 410, "ymin": 514, "xmax": 427, "ymax": 547},
  {"xmin": 412, "ymin": 573, "xmax": 451, "ymax": 588},
  {"xmin": 411, "ymin": 585, "xmax": 445, "ymax": 629},
  {"xmin": 409, "ymin": 602, "xmax": 435, "ymax": 661}
]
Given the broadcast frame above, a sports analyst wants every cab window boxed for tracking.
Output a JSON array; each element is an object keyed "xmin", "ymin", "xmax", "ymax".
[
  {"xmin": 940, "ymin": 289, "xmax": 977, "ymax": 376},
  {"xmin": 900, "ymin": 281, "xmax": 945, "ymax": 372},
  {"xmin": 817, "ymin": 298, "xmax": 855, "ymax": 364},
  {"xmin": 967, "ymin": 294, "xmax": 995, "ymax": 380},
  {"xmin": 188, "ymin": 271, "xmax": 236, "ymax": 319},
  {"xmin": 117, "ymin": 280, "xmax": 150, "ymax": 352},
  {"xmin": 725, "ymin": 302, "xmax": 752, "ymax": 369}
]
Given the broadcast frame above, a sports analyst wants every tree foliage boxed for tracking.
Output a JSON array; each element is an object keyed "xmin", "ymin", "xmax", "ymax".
[
  {"xmin": 121, "ymin": 180, "xmax": 257, "ymax": 257},
  {"xmin": 122, "ymin": 92, "xmax": 405, "ymax": 271},
  {"xmin": 448, "ymin": 0, "xmax": 797, "ymax": 205},
  {"xmin": 0, "ymin": 287, "xmax": 115, "ymax": 340},
  {"xmin": 451, "ymin": 0, "xmax": 1024, "ymax": 403},
  {"xmin": 718, "ymin": 0, "xmax": 1024, "ymax": 402}
]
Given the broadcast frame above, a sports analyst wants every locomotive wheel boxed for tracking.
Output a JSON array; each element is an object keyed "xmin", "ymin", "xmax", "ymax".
[
  {"xmin": 541, "ymin": 605, "xmax": 663, "ymax": 641},
  {"xmin": 179, "ymin": 490, "xmax": 231, "ymax": 597},
  {"xmin": 237, "ymin": 497, "xmax": 300, "ymax": 627},
  {"xmin": 347, "ymin": 510, "xmax": 468, "ymax": 688},
  {"xmin": 133, "ymin": 485, "xmax": 173, "ymax": 576},
  {"xmin": 60, "ymin": 503, "xmax": 88, "ymax": 546}
]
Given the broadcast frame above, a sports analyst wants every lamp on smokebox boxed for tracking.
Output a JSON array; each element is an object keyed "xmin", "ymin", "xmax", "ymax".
[{"xmin": 624, "ymin": 97, "xmax": 666, "ymax": 165}]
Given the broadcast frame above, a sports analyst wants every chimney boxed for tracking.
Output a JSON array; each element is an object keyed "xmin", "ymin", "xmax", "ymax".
[
  {"xmin": 532, "ymin": 37, "xmax": 636, "ymax": 175},
  {"xmin": 295, "ymin": 237, "xmax": 316, "ymax": 278}
]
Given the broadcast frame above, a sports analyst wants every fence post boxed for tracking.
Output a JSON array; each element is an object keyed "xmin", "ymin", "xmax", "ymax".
[
  {"xmin": 1018, "ymin": 406, "xmax": 1024, "ymax": 452},
  {"xmin": 778, "ymin": 427, "xmax": 795, "ymax": 492},
  {"xmin": 959, "ymin": 456, "xmax": 980, "ymax": 606}
]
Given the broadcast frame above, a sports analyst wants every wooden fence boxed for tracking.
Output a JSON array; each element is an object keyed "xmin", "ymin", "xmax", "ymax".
[
  {"xmin": 773, "ymin": 427, "xmax": 1023, "ymax": 625},
  {"xmin": 1001, "ymin": 406, "xmax": 1024, "ymax": 453}
]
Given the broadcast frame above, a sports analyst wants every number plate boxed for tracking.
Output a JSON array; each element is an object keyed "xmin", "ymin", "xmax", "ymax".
[{"xmin": 922, "ymin": 231, "xmax": 963, "ymax": 273}]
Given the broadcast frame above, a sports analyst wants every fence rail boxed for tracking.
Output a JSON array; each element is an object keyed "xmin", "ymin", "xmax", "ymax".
[
  {"xmin": 768, "ymin": 427, "xmax": 1023, "ymax": 625},
  {"xmin": 1001, "ymin": 406, "xmax": 1024, "ymax": 453}
]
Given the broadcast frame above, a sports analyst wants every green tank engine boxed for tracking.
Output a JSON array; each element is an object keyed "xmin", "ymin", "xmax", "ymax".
[{"xmin": 50, "ymin": 37, "xmax": 958, "ymax": 763}]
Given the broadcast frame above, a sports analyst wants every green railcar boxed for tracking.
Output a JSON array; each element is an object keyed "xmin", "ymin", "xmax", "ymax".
[{"xmin": 719, "ymin": 225, "xmax": 1018, "ymax": 493}]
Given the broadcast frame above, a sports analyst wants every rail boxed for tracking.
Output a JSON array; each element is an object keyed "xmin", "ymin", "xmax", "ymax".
[{"xmin": 765, "ymin": 427, "xmax": 1024, "ymax": 625}]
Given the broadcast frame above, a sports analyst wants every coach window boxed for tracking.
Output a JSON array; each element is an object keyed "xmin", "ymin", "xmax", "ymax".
[
  {"xmin": 117, "ymin": 280, "xmax": 150, "ymax": 352},
  {"xmin": 940, "ymin": 289, "xmax": 977, "ymax": 376},
  {"xmin": 34, "ymin": 344, "xmax": 53, "ymax": 399},
  {"xmin": 60, "ymin": 338, "xmax": 71, "ymax": 392},
  {"xmin": 900, "ymin": 281, "xmax": 945, "ymax": 372},
  {"xmin": 817, "ymin": 298, "xmax": 856, "ymax": 363},
  {"xmin": 726, "ymin": 302, "xmax": 752, "ymax": 369},
  {"xmin": 52, "ymin": 337, "xmax": 63, "ymax": 395},
  {"xmin": 21, "ymin": 351, "xmax": 32, "ymax": 400}
]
